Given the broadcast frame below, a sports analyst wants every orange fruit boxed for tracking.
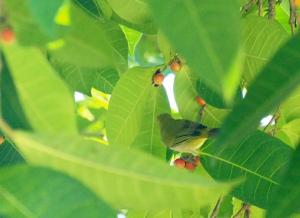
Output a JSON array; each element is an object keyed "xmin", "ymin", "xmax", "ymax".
[
  {"xmin": 174, "ymin": 158, "xmax": 186, "ymax": 168},
  {"xmin": 195, "ymin": 96, "xmax": 206, "ymax": 106},
  {"xmin": 170, "ymin": 61, "xmax": 181, "ymax": 72},
  {"xmin": 152, "ymin": 70, "xmax": 164, "ymax": 87},
  {"xmin": 194, "ymin": 157, "xmax": 201, "ymax": 166},
  {"xmin": 1, "ymin": 28, "xmax": 15, "ymax": 44}
]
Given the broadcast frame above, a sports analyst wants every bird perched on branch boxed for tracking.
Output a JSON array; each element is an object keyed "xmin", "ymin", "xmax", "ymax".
[{"xmin": 157, "ymin": 113, "xmax": 219, "ymax": 155}]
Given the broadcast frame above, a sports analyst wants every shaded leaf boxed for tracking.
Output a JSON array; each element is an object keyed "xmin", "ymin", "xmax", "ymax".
[
  {"xmin": 9, "ymin": 131, "xmax": 232, "ymax": 209},
  {"xmin": 107, "ymin": 0, "xmax": 156, "ymax": 34},
  {"xmin": 0, "ymin": 165, "xmax": 116, "ymax": 218},
  {"xmin": 148, "ymin": 0, "xmax": 241, "ymax": 97},
  {"xmin": 201, "ymin": 131, "xmax": 292, "ymax": 208},
  {"xmin": 174, "ymin": 69, "xmax": 228, "ymax": 128},
  {"xmin": 106, "ymin": 67, "xmax": 169, "ymax": 158},
  {"xmin": 278, "ymin": 119, "xmax": 300, "ymax": 148},
  {"xmin": 2, "ymin": 44, "xmax": 77, "ymax": 134},
  {"xmin": 50, "ymin": 3, "xmax": 127, "ymax": 73},
  {"xmin": 216, "ymin": 32, "xmax": 300, "ymax": 147},
  {"xmin": 266, "ymin": 144, "xmax": 300, "ymax": 218},
  {"xmin": 51, "ymin": 59, "xmax": 119, "ymax": 95},
  {"xmin": 241, "ymin": 16, "xmax": 288, "ymax": 83}
]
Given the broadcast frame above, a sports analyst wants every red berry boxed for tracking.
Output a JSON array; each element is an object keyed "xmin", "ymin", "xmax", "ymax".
[
  {"xmin": 1, "ymin": 28, "xmax": 15, "ymax": 44},
  {"xmin": 185, "ymin": 162, "xmax": 196, "ymax": 171},
  {"xmin": 152, "ymin": 70, "xmax": 164, "ymax": 87},
  {"xmin": 170, "ymin": 61, "xmax": 181, "ymax": 72},
  {"xmin": 174, "ymin": 158, "xmax": 186, "ymax": 168},
  {"xmin": 195, "ymin": 96, "xmax": 206, "ymax": 106}
]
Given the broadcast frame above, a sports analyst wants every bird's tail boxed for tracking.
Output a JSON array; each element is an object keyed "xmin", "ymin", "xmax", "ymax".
[{"xmin": 208, "ymin": 128, "xmax": 220, "ymax": 137}]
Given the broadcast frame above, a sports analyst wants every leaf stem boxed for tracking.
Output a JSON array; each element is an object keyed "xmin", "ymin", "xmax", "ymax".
[
  {"xmin": 263, "ymin": 107, "xmax": 280, "ymax": 132},
  {"xmin": 209, "ymin": 196, "xmax": 223, "ymax": 218},
  {"xmin": 258, "ymin": 0, "xmax": 263, "ymax": 16},
  {"xmin": 241, "ymin": 0, "xmax": 258, "ymax": 15},
  {"xmin": 233, "ymin": 202, "xmax": 249, "ymax": 218}
]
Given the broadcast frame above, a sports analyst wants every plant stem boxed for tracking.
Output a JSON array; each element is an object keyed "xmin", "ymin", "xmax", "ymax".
[
  {"xmin": 263, "ymin": 107, "xmax": 280, "ymax": 132},
  {"xmin": 241, "ymin": 0, "xmax": 258, "ymax": 15},
  {"xmin": 268, "ymin": 0, "xmax": 276, "ymax": 19},
  {"xmin": 258, "ymin": 0, "xmax": 263, "ymax": 16},
  {"xmin": 244, "ymin": 204, "xmax": 251, "ymax": 218},
  {"xmin": 289, "ymin": 0, "xmax": 297, "ymax": 35},
  {"xmin": 209, "ymin": 196, "xmax": 223, "ymax": 218},
  {"xmin": 233, "ymin": 203, "xmax": 248, "ymax": 218}
]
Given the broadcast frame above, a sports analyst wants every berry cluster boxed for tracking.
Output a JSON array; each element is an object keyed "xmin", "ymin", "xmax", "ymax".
[
  {"xmin": 152, "ymin": 56, "xmax": 182, "ymax": 87},
  {"xmin": 173, "ymin": 155, "xmax": 200, "ymax": 172}
]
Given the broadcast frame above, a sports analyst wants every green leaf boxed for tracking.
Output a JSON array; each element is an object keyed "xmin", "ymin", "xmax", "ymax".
[
  {"xmin": 74, "ymin": 0, "xmax": 104, "ymax": 19},
  {"xmin": 9, "ymin": 131, "xmax": 232, "ymax": 209},
  {"xmin": 280, "ymin": 86, "xmax": 300, "ymax": 123},
  {"xmin": 278, "ymin": 119, "xmax": 300, "ymax": 148},
  {"xmin": 174, "ymin": 69, "xmax": 228, "ymax": 128},
  {"xmin": 121, "ymin": 25, "xmax": 142, "ymax": 56},
  {"xmin": 107, "ymin": 0, "xmax": 156, "ymax": 34},
  {"xmin": 148, "ymin": 0, "xmax": 241, "ymax": 97},
  {"xmin": 216, "ymin": 32, "xmax": 300, "ymax": 147},
  {"xmin": 28, "ymin": 0, "xmax": 65, "ymax": 37},
  {"xmin": 51, "ymin": 59, "xmax": 119, "ymax": 95},
  {"xmin": 241, "ymin": 16, "xmax": 288, "ymax": 83},
  {"xmin": 4, "ymin": 0, "xmax": 55, "ymax": 45},
  {"xmin": 0, "ymin": 165, "xmax": 116, "ymax": 218},
  {"xmin": 0, "ymin": 139, "xmax": 24, "ymax": 167},
  {"xmin": 0, "ymin": 55, "xmax": 30, "ymax": 130},
  {"xmin": 2, "ymin": 44, "xmax": 77, "ymax": 134},
  {"xmin": 94, "ymin": 0, "xmax": 113, "ymax": 18},
  {"xmin": 49, "ymin": 2, "xmax": 128, "ymax": 73},
  {"xmin": 201, "ymin": 131, "xmax": 292, "ymax": 208},
  {"xmin": 106, "ymin": 67, "xmax": 170, "ymax": 158},
  {"xmin": 266, "ymin": 144, "xmax": 300, "ymax": 218}
]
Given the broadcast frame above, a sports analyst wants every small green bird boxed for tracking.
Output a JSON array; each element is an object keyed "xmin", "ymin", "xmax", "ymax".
[{"xmin": 157, "ymin": 113, "xmax": 219, "ymax": 155}]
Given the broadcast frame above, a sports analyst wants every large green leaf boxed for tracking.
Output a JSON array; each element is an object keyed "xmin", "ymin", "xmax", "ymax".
[
  {"xmin": 107, "ymin": 0, "xmax": 156, "ymax": 34},
  {"xmin": 266, "ymin": 144, "xmax": 300, "ymax": 218},
  {"xmin": 4, "ymin": 0, "xmax": 61, "ymax": 45},
  {"xmin": 0, "ymin": 165, "xmax": 115, "ymax": 218},
  {"xmin": 0, "ymin": 139, "xmax": 24, "ymax": 167},
  {"xmin": 51, "ymin": 59, "xmax": 119, "ymax": 95},
  {"xmin": 28, "ymin": 0, "xmax": 65, "ymax": 37},
  {"xmin": 148, "ymin": 0, "xmax": 241, "ymax": 98},
  {"xmin": 49, "ymin": 3, "xmax": 127, "ymax": 73},
  {"xmin": 174, "ymin": 69, "xmax": 228, "ymax": 128},
  {"xmin": 0, "ymin": 55, "xmax": 30, "ymax": 130},
  {"xmin": 241, "ymin": 16, "xmax": 288, "ymax": 83},
  {"xmin": 2, "ymin": 44, "xmax": 77, "ymax": 134},
  {"xmin": 106, "ymin": 67, "xmax": 170, "ymax": 158},
  {"xmin": 216, "ymin": 32, "xmax": 300, "ymax": 147},
  {"xmin": 278, "ymin": 119, "xmax": 300, "ymax": 148},
  {"xmin": 9, "ymin": 131, "xmax": 232, "ymax": 209},
  {"xmin": 201, "ymin": 131, "xmax": 292, "ymax": 208}
]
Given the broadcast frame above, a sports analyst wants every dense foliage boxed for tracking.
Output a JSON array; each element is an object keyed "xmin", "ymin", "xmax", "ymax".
[{"xmin": 0, "ymin": 0, "xmax": 300, "ymax": 217}]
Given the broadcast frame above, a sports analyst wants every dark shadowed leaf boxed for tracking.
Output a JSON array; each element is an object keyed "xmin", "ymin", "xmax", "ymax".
[{"xmin": 201, "ymin": 131, "xmax": 292, "ymax": 208}]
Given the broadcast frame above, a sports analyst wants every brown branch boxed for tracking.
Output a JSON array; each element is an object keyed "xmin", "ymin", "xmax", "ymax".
[
  {"xmin": 233, "ymin": 203, "xmax": 249, "ymax": 218},
  {"xmin": 268, "ymin": 0, "xmax": 276, "ymax": 19},
  {"xmin": 289, "ymin": 0, "xmax": 297, "ymax": 35},
  {"xmin": 244, "ymin": 204, "xmax": 251, "ymax": 218},
  {"xmin": 209, "ymin": 196, "xmax": 223, "ymax": 218},
  {"xmin": 258, "ymin": 0, "xmax": 263, "ymax": 16},
  {"xmin": 241, "ymin": 0, "xmax": 258, "ymax": 15}
]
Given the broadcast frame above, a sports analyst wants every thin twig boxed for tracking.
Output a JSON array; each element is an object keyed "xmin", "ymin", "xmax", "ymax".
[
  {"xmin": 199, "ymin": 105, "xmax": 206, "ymax": 123},
  {"xmin": 233, "ymin": 203, "xmax": 248, "ymax": 218},
  {"xmin": 209, "ymin": 196, "xmax": 223, "ymax": 218},
  {"xmin": 268, "ymin": 0, "xmax": 276, "ymax": 19},
  {"xmin": 241, "ymin": 0, "xmax": 258, "ymax": 15},
  {"xmin": 258, "ymin": 0, "xmax": 263, "ymax": 16},
  {"xmin": 289, "ymin": 0, "xmax": 297, "ymax": 35},
  {"xmin": 244, "ymin": 204, "xmax": 251, "ymax": 218},
  {"xmin": 263, "ymin": 107, "xmax": 280, "ymax": 131}
]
